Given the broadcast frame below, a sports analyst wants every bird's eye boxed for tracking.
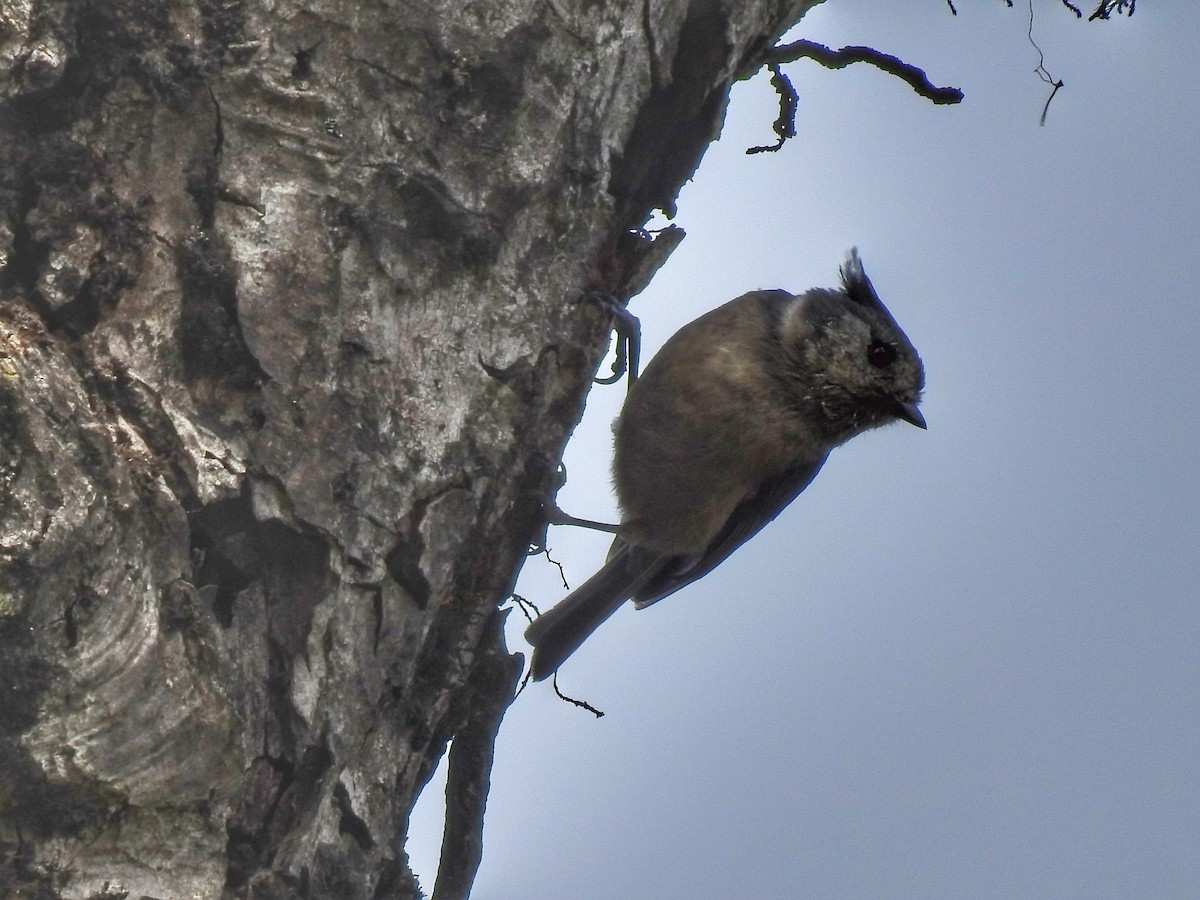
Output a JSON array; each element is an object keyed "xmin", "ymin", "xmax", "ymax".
[{"xmin": 867, "ymin": 340, "xmax": 896, "ymax": 368}]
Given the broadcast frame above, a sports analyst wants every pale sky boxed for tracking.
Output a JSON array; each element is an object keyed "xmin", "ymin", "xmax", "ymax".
[{"xmin": 411, "ymin": 2, "xmax": 1200, "ymax": 897}]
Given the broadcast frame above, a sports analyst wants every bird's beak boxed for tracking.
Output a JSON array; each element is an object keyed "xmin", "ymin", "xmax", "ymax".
[{"xmin": 893, "ymin": 400, "xmax": 926, "ymax": 429}]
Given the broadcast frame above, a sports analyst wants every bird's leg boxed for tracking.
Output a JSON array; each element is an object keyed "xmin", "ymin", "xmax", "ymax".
[
  {"xmin": 528, "ymin": 498, "xmax": 620, "ymax": 555},
  {"xmin": 578, "ymin": 292, "xmax": 641, "ymax": 391},
  {"xmin": 528, "ymin": 461, "xmax": 620, "ymax": 555},
  {"xmin": 542, "ymin": 499, "xmax": 620, "ymax": 534}
]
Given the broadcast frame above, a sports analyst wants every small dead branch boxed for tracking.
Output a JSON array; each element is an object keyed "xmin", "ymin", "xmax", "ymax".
[
  {"xmin": 760, "ymin": 40, "xmax": 964, "ymax": 106},
  {"xmin": 1088, "ymin": 0, "xmax": 1135, "ymax": 20},
  {"xmin": 944, "ymin": 0, "xmax": 1133, "ymax": 20},
  {"xmin": 551, "ymin": 672, "xmax": 604, "ymax": 718},
  {"xmin": 747, "ymin": 63, "xmax": 798, "ymax": 154},
  {"xmin": 1027, "ymin": 0, "xmax": 1065, "ymax": 125}
]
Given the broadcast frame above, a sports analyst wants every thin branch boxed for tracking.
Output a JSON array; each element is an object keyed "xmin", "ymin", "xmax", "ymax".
[
  {"xmin": 523, "ymin": 540, "xmax": 569, "ymax": 586},
  {"xmin": 1089, "ymin": 0, "xmax": 1134, "ymax": 20},
  {"xmin": 762, "ymin": 40, "xmax": 963, "ymax": 105},
  {"xmin": 747, "ymin": 63, "xmax": 798, "ymax": 154},
  {"xmin": 948, "ymin": 0, "xmax": 1133, "ymax": 19},
  {"xmin": 949, "ymin": 0, "xmax": 1133, "ymax": 19},
  {"xmin": 1027, "ymin": 0, "xmax": 1065, "ymax": 125},
  {"xmin": 510, "ymin": 593, "xmax": 541, "ymax": 623},
  {"xmin": 552, "ymin": 671, "xmax": 604, "ymax": 717}
]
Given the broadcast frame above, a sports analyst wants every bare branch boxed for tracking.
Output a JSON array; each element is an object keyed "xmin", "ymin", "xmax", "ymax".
[
  {"xmin": 762, "ymin": 40, "xmax": 963, "ymax": 106},
  {"xmin": 947, "ymin": 0, "xmax": 1133, "ymax": 20},
  {"xmin": 1027, "ymin": 0, "xmax": 1066, "ymax": 125},
  {"xmin": 746, "ymin": 63, "xmax": 798, "ymax": 154},
  {"xmin": 552, "ymin": 672, "xmax": 605, "ymax": 718},
  {"xmin": 1089, "ymin": 0, "xmax": 1135, "ymax": 20}
]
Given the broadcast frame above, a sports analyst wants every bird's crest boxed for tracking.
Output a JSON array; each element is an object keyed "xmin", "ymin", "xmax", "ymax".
[{"xmin": 840, "ymin": 247, "xmax": 884, "ymax": 310}]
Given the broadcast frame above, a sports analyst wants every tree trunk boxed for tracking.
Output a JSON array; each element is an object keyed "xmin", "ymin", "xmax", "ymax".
[{"xmin": 0, "ymin": 0, "xmax": 817, "ymax": 896}]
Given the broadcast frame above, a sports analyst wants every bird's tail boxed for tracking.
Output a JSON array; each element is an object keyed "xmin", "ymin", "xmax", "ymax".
[{"xmin": 525, "ymin": 543, "xmax": 658, "ymax": 681}]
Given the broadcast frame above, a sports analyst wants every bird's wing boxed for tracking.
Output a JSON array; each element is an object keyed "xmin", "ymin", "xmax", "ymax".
[{"xmin": 632, "ymin": 454, "xmax": 829, "ymax": 608}]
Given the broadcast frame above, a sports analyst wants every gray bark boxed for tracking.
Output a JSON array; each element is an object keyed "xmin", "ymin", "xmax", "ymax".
[{"xmin": 0, "ymin": 0, "xmax": 818, "ymax": 896}]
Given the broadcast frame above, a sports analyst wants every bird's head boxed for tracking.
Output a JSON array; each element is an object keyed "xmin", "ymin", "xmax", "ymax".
[{"xmin": 777, "ymin": 248, "xmax": 925, "ymax": 443}]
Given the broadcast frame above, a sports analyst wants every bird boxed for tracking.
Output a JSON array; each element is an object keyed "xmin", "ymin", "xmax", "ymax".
[{"xmin": 526, "ymin": 249, "xmax": 925, "ymax": 681}]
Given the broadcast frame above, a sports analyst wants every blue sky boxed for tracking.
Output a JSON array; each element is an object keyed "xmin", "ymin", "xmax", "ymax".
[{"xmin": 411, "ymin": 2, "xmax": 1200, "ymax": 897}]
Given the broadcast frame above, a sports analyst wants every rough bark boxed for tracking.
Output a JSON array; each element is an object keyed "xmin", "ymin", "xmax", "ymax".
[{"xmin": 0, "ymin": 0, "xmax": 818, "ymax": 897}]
